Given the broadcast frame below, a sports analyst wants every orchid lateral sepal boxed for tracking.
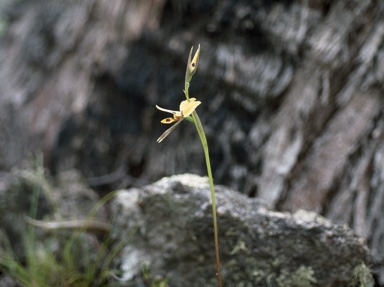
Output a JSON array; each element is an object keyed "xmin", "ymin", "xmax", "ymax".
[{"xmin": 156, "ymin": 118, "xmax": 184, "ymax": 143}]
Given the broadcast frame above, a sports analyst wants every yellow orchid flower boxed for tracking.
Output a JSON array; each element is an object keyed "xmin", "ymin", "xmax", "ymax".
[{"xmin": 156, "ymin": 98, "xmax": 201, "ymax": 143}]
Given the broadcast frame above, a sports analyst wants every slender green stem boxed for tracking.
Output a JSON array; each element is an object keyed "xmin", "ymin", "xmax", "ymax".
[
  {"xmin": 185, "ymin": 82, "xmax": 222, "ymax": 287},
  {"xmin": 192, "ymin": 111, "xmax": 222, "ymax": 287}
]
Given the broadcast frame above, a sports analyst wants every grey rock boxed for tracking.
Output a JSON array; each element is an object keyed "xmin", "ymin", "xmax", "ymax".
[
  {"xmin": 110, "ymin": 174, "xmax": 370, "ymax": 287},
  {"xmin": 0, "ymin": 275, "xmax": 22, "ymax": 287}
]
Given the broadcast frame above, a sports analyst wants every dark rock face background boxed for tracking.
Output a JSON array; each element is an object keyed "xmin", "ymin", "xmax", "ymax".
[{"xmin": 1, "ymin": 0, "xmax": 384, "ymax": 284}]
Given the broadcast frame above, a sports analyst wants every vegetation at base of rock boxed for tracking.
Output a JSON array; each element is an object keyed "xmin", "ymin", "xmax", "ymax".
[
  {"xmin": 350, "ymin": 263, "xmax": 374, "ymax": 287},
  {"xmin": 0, "ymin": 156, "xmax": 134, "ymax": 287},
  {"xmin": 276, "ymin": 266, "xmax": 317, "ymax": 287},
  {"xmin": 142, "ymin": 265, "xmax": 170, "ymax": 287}
]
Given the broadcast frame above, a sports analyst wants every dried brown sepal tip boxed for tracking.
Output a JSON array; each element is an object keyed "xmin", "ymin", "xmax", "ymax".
[{"xmin": 185, "ymin": 44, "xmax": 200, "ymax": 84}]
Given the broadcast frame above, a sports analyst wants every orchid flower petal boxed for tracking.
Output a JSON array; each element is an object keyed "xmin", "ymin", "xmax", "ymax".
[
  {"xmin": 179, "ymin": 98, "xmax": 197, "ymax": 110},
  {"xmin": 156, "ymin": 105, "xmax": 182, "ymax": 116},
  {"xmin": 180, "ymin": 98, "xmax": 201, "ymax": 117}
]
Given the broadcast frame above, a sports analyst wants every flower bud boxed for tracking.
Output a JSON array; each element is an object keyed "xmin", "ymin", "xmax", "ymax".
[{"xmin": 185, "ymin": 44, "xmax": 200, "ymax": 83}]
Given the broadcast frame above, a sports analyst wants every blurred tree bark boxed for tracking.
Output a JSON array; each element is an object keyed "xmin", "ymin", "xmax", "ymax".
[{"xmin": 1, "ymin": 0, "xmax": 384, "ymax": 284}]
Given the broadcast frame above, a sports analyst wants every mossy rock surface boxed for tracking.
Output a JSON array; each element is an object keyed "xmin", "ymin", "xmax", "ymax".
[{"xmin": 111, "ymin": 174, "xmax": 371, "ymax": 287}]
